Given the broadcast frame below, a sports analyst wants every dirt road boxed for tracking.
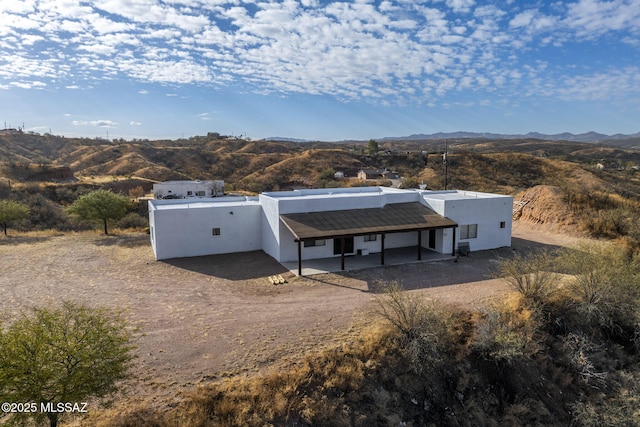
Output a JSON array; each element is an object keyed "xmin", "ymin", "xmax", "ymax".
[{"xmin": 0, "ymin": 222, "xmax": 582, "ymax": 407}]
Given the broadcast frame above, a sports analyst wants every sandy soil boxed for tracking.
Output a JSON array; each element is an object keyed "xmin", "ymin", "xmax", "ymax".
[{"xmin": 0, "ymin": 222, "xmax": 584, "ymax": 409}]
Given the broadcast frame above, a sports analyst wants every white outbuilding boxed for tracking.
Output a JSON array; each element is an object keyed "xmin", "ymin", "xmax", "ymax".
[
  {"xmin": 148, "ymin": 186, "xmax": 513, "ymax": 274},
  {"xmin": 152, "ymin": 180, "xmax": 224, "ymax": 199}
]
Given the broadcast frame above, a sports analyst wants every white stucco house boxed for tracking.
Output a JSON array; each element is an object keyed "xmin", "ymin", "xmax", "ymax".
[
  {"xmin": 153, "ymin": 180, "xmax": 224, "ymax": 199},
  {"xmin": 148, "ymin": 187, "xmax": 513, "ymax": 275}
]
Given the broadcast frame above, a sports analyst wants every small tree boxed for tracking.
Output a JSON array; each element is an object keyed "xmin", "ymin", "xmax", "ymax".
[
  {"xmin": 0, "ymin": 301, "xmax": 135, "ymax": 427},
  {"xmin": 67, "ymin": 189, "xmax": 133, "ymax": 234},
  {"xmin": 367, "ymin": 139, "xmax": 379, "ymax": 155},
  {"xmin": 0, "ymin": 199, "xmax": 30, "ymax": 235}
]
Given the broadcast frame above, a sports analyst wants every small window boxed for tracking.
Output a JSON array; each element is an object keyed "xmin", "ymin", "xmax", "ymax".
[
  {"xmin": 364, "ymin": 234, "xmax": 377, "ymax": 242},
  {"xmin": 304, "ymin": 239, "xmax": 326, "ymax": 247},
  {"xmin": 196, "ymin": 191, "xmax": 206, "ymax": 197},
  {"xmin": 187, "ymin": 191, "xmax": 193, "ymax": 196},
  {"xmin": 460, "ymin": 224, "xmax": 477, "ymax": 239},
  {"xmin": 212, "ymin": 227, "xmax": 221, "ymax": 237},
  {"xmin": 500, "ymin": 221, "xmax": 506, "ymax": 229}
]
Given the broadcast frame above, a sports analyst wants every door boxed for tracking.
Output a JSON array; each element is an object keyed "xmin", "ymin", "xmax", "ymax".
[
  {"xmin": 428, "ymin": 229, "xmax": 436, "ymax": 249},
  {"xmin": 333, "ymin": 237, "xmax": 354, "ymax": 255}
]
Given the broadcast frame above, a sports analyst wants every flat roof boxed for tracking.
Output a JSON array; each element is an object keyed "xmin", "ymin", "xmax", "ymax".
[
  {"xmin": 280, "ymin": 202, "xmax": 457, "ymax": 241},
  {"xmin": 420, "ymin": 190, "xmax": 512, "ymax": 201},
  {"xmin": 262, "ymin": 186, "xmax": 405, "ymax": 201},
  {"xmin": 149, "ymin": 196, "xmax": 259, "ymax": 210}
]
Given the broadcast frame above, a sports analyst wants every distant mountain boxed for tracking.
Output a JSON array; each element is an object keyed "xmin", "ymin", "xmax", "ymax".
[
  {"xmin": 262, "ymin": 136, "xmax": 311, "ymax": 143},
  {"xmin": 379, "ymin": 131, "xmax": 640, "ymax": 143}
]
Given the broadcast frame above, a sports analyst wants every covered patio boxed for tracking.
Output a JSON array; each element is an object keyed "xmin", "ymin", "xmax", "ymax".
[
  {"xmin": 280, "ymin": 202, "xmax": 458, "ymax": 276},
  {"xmin": 280, "ymin": 245, "xmax": 457, "ymax": 276}
]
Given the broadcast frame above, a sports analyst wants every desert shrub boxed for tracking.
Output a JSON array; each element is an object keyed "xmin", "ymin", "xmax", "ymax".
[
  {"xmin": 128, "ymin": 185, "xmax": 145, "ymax": 198},
  {"xmin": 17, "ymin": 192, "xmax": 74, "ymax": 231},
  {"xmin": 561, "ymin": 332, "xmax": 608, "ymax": 387},
  {"xmin": 373, "ymin": 282, "xmax": 456, "ymax": 380},
  {"xmin": 582, "ymin": 207, "xmax": 632, "ymax": 239},
  {"xmin": 118, "ymin": 212, "xmax": 148, "ymax": 229},
  {"xmin": 473, "ymin": 297, "xmax": 541, "ymax": 365},
  {"xmin": 498, "ymin": 249, "xmax": 560, "ymax": 307},
  {"xmin": 558, "ymin": 243, "xmax": 640, "ymax": 341},
  {"xmin": 569, "ymin": 369, "xmax": 640, "ymax": 427},
  {"xmin": 398, "ymin": 175, "xmax": 420, "ymax": 189}
]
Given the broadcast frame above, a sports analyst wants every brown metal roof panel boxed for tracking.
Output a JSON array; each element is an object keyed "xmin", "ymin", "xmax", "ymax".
[{"xmin": 280, "ymin": 202, "xmax": 457, "ymax": 240}]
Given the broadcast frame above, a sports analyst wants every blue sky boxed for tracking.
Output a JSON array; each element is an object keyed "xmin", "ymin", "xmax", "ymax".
[{"xmin": 1, "ymin": 0, "xmax": 639, "ymax": 141}]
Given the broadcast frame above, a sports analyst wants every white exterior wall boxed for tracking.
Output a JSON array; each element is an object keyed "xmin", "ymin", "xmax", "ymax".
[
  {"xmin": 259, "ymin": 195, "xmax": 282, "ymax": 261},
  {"xmin": 149, "ymin": 198, "xmax": 261, "ymax": 260},
  {"xmin": 421, "ymin": 191, "xmax": 513, "ymax": 253},
  {"xmin": 261, "ymin": 187, "xmax": 421, "ymax": 262},
  {"xmin": 149, "ymin": 187, "xmax": 513, "ymax": 262}
]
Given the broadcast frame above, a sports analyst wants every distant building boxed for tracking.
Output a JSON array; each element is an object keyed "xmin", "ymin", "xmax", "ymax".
[
  {"xmin": 1, "ymin": 128, "xmax": 21, "ymax": 135},
  {"xmin": 153, "ymin": 180, "xmax": 224, "ymax": 199},
  {"xmin": 334, "ymin": 171, "xmax": 345, "ymax": 179},
  {"xmin": 358, "ymin": 168, "xmax": 400, "ymax": 180},
  {"xmin": 358, "ymin": 169, "xmax": 385, "ymax": 180}
]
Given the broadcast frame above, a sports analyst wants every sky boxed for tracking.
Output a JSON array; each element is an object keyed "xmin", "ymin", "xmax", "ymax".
[{"xmin": 1, "ymin": 0, "xmax": 639, "ymax": 142}]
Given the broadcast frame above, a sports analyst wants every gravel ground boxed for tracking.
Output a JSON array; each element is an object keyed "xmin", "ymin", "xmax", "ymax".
[{"xmin": 0, "ymin": 222, "xmax": 583, "ymax": 409}]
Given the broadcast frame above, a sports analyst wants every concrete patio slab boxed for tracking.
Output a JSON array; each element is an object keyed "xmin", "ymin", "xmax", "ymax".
[{"xmin": 281, "ymin": 246, "xmax": 456, "ymax": 276}]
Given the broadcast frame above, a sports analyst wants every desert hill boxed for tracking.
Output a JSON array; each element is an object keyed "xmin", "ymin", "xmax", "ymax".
[
  {"xmin": 1, "ymin": 131, "xmax": 639, "ymax": 240},
  {"xmin": 2, "ymin": 132, "xmax": 640, "ymax": 426},
  {"xmin": 1, "ymin": 132, "xmax": 639, "ymax": 191}
]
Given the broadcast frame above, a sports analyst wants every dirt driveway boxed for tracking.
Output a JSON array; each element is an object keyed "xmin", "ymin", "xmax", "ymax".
[{"xmin": 0, "ymin": 222, "xmax": 582, "ymax": 408}]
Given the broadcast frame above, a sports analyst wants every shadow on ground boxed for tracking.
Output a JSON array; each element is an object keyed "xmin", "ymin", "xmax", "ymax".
[
  {"xmin": 157, "ymin": 234, "xmax": 567, "ymax": 285},
  {"xmin": 93, "ymin": 233, "xmax": 151, "ymax": 248},
  {"xmin": 0, "ymin": 234, "xmax": 58, "ymax": 246},
  {"xmin": 322, "ymin": 235, "xmax": 568, "ymax": 294},
  {"xmin": 162, "ymin": 250, "xmax": 289, "ymax": 281}
]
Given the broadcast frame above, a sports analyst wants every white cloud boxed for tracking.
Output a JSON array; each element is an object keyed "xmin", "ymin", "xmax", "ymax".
[
  {"xmin": 446, "ymin": 0, "xmax": 475, "ymax": 14},
  {"xmin": 555, "ymin": 66, "xmax": 640, "ymax": 101},
  {"xmin": 72, "ymin": 120, "xmax": 118, "ymax": 127},
  {"xmin": 565, "ymin": 0, "xmax": 640, "ymax": 37},
  {"xmin": 129, "ymin": 121, "xmax": 142, "ymax": 125},
  {"xmin": 0, "ymin": 0, "xmax": 637, "ymax": 108},
  {"xmin": 10, "ymin": 81, "xmax": 46, "ymax": 89}
]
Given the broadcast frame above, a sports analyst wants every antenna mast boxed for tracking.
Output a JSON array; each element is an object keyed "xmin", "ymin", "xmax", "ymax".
[{"xmin": 443, "ymin": 140, "xmax": 448, "ymax": 190}]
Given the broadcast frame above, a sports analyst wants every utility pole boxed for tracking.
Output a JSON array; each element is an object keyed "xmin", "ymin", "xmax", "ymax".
[{"xmin": 443, "ymin": 140, "xmax": 448, "ymax": 190}]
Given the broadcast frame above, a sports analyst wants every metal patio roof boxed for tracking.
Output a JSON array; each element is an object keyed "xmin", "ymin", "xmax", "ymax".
[{"xmin": 280, "ymin": 202, "xmax": 457, "ymax": 241}]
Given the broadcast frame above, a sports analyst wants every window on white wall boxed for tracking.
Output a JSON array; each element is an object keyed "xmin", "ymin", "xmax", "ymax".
[
  {"xmin": 196, "ymin": 191, "xmax": 206, "ymax": 196},
  {"xmin": 212, "ymin": 227, "xmax": 221, "ymax": 237},
  {"xmin": 460, "ymin": 224, "xmax": 477, "ymax": 239},
  {"xmin": 304, "ymin": 239, "xmax": 326, "ymax": 247},
  {"xmin": 364, "ymin": 234, "xmax": 377, "ymax": 242},
  {"xmin": 500, "ymin": 221, "xmax": 506, "ymax": 229}
]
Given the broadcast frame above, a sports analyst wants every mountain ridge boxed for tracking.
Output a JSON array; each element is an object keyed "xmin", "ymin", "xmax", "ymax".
[
  {"xmin": 378, "ymin": 130, "xmax": 640, "ymax": 143},
  {"xmin": 262, "ymin": 131, "xmax": 640, "ymax": 144}
]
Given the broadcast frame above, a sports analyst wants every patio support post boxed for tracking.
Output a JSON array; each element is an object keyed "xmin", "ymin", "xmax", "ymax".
[
  {"xmin": 417, "ymin": 230, "xmax": 422, "ymax": 260},
  {"xmin": 297, "ymin": 240, "xmax": 302, "ymax": 276},
  {"xmin": 380, "ymin": 233, "xmax": 385, "ymax": 265},
  {"xmin": 451, "ymin": 227, "xmax": 456, "ymax": 256},
  {"xmin": 340, "ymin": 237, "xmax": 345, "ymax": 270}
]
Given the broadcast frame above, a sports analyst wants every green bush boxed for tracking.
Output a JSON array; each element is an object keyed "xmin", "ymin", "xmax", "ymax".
[{"xmin": 118, "ymin": 212, "xmax": 148, "ymax": 229}]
